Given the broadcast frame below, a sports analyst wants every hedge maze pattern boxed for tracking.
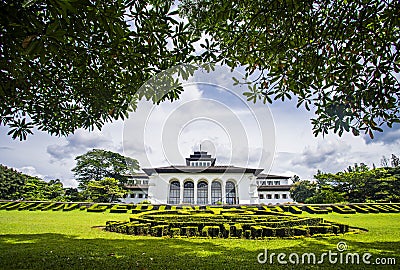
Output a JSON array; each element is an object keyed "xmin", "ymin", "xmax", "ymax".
[{"xmin": 105, "ymin": 207, "xmax": 353, "ymax": 239}]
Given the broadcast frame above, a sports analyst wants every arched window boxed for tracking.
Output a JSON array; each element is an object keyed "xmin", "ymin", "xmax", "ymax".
[
  {"xmin": 168, "ymin": 181, "xmax": 180, "ymax": 204},
  {"xmin": 197, "ymin": 181, "xmax": 208, "ymax": 204},
  {"xmin": 226, "ymin": 181, "xmax": 236, "ymax": 204},
  {"xmin": 211, "ymin": 181, "xmax": 222, "ymax": 204},
  {"xmin": 183, "ymin": 181, "xmax": 194, "ymax": 204}
]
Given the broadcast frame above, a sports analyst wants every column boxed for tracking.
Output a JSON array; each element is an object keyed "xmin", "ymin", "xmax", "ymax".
[
  {"xmin": 179, "ymin": 179, "xmax": 183, "ymax": 204},
  {"xmin": 194, "ymin": 179, "xmax": 198, "ymax": 204},
  {"xmin": 208, "ymin": 180, "xmax": 212, "ymax": 204},
  {"xmin": 221, "ymin": 180, "xmax": 226, "ymax": 204}
]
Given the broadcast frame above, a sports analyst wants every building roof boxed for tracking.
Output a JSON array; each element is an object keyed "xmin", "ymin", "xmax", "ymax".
[
  {"xmin": 142, "ymin": 165, "xmax": 263, "ymax": 176},
  {"xmin": 256, "ymin": 174, "xmax": 291, "ymax": 179},
  {"xmin": 257, "ymin": 185, "xmax": 292, "ymax": 191},
  {"xmin": 124, "ymin": 173, "xmax": 149, "ymax": 179},
  {"xmin": 124, "ymin": 185, "xmax": 149, "ymax": 190},
  {"xmin": 185, "ymin": 151, "xmax": 216, "ymax": 166}
]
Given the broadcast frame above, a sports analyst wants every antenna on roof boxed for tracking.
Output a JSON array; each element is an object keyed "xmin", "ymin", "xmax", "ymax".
[{"xmin": 200, "ymin": 143, "xmax": 202, "ymax": 151}]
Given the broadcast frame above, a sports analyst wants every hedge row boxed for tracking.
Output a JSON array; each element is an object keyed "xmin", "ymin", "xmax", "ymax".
[{"xmin": 1, "ymin": 202, "xmax": 399, "ymax": 215}]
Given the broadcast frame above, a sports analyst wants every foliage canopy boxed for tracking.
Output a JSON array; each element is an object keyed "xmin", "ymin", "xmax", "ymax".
[
  {"xmin": 72, "ymin": 149, "xmax": 139, "ymax": 188},
  {"xmin": 180, "ymin": 0, "xmax": 400, "ymax": 138},
  {"xmin": 1, "ymin": 0, "xmax": 399, "ymax": 140}
]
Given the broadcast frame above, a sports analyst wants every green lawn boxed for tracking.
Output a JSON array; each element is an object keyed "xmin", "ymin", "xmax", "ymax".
[{"xmin": 0, "ymin": 210, "xmax": 399, "ymax": 269}]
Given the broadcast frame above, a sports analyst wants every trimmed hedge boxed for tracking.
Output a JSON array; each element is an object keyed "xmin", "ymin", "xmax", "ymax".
[
  {"xmin": 87, "ymin": 204, "xmax": 109, "ymax": 212},
  {"xmin": 63, "ymin": 203, "xmax": 79, "ymax": 211},
  {"xmin": 303, "ymin": 205, "xmax": 329, "ymax": 214},
  {"xmin": 110, "ymin": 204, "xmax": 131, "ymax": 213},
  {"xmin": 331, "ymin": 205, "xmax": 356, "ymax": 214},
  {"xmin": 202, "ymin": 226, "xmax": 220, "ymax": 238},
  {"xmin": 288, "ymin": 205, "xmax": 302, "ymax": 214}
]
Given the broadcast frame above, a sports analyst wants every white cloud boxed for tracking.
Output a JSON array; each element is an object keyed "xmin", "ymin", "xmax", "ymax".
[
  {"xmin": 47, "ymin": 129, "xmax": 114, "ymax": 161},
  {"xmin": 17, "ymin": 166, "xmax": 44, "ymax": 179}
]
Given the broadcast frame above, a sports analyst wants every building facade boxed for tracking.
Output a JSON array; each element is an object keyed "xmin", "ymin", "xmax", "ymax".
[{"xmin": 123, "ymin": 151, "xmax": 293, "ymax": 205}]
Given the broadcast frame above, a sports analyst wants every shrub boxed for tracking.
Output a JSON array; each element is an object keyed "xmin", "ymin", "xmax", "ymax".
[
  {"xmin": 230, "ymin": 224, "xmax": 243, "ymax": 238},
  {"xmin": 41, "ymin": 203, "xmax": 58, "ymax": 211},
  {"xmin": 331, "ymin": 205, "xmax": 356, "ymax": 214},
  {"xmin": 87, "ymin": 204, "xmax": 108, "ymax": 212},
  {"xmin": 221, "ymin": 223, "xmax": 230, "ymax": 238},
  {"xmin": 63, "ymin": 203, "xmax": 79, "ymax": 211},
  {"xmin": 275, "ymin": 227, "xmax": 294, "ymax": 237},
  {"xmin": 293, "ymin": 227, "xmax": 309, "ymax": 236},
  {"xmin": 181, "ymin": 226, "xmax": 198, "ymax": 237},
  {"xmin": 288, "ymin": 205, "xmax": 302, "ymax": 214},
  {"xmin": 170, "ymin": 228, "xmax": 180, "ymax": 238},
  {"xmin": 202, "ymin": 226, "xmax": 220, "ymax": 238},
  {"xmin": 0, "ymin": 202, "xmax": 16, "ymax": 210},
  {"xmin": 250, "ymin": 226, "xmax": 263, "ymax": 239},
  {"xmin": 150, "ymin": 225, "xmax": 169, "ymax": 237},
  {"xmin": 29, "ymin": 203, "xmax": 52, "ymax": 211},
  {"xmin": 308, "ymin": 226, "xmax": 333, "ymax": 235},
  {"xmin": 52, "ymin": 204, "xmax": 65, "ymax": 211},
  {"xmin": 110, "ymin": 204, "xmax": 130, "ymax": 213},
  {"xmin": 372, "ymin": 205, "xmax": 391, "ymax": 213},
  {"xmin": 379, "ymin": 204, "xmax": 400, "ymax": 213},
  {"xmin": 303, "ymin": 205, "xmax": 329, "ymax": 214},
  {"xmin": 262, "ymin": 227, "xmax": 276, "ymax": 237},
  {"xmin": 244, "ymin": 230, "xmax": 251, "ymax": 239},
  {"xmin": 348, "ymin": 205, "xmax": 368, "ymax": 213},
  {"xmin": 5, "ymin": 202, "xmax": 22, "ymax": 211},
  {"xmin": 17, "ymin": 202, "xmax": 37, "ymax": 211}
]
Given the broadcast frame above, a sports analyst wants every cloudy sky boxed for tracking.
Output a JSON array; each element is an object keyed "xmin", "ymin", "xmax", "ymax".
[{"xmin": 0, "ymin": 65, "xmax": 399, "ymax": 187}]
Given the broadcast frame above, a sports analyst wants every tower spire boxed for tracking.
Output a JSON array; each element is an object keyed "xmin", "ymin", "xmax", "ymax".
[{"xmin": 200, "ymin": 143, "xmax": 201, "ymax": 151}]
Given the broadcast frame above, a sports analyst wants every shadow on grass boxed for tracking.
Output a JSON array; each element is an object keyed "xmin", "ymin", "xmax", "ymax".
[{"xmin": 0, "ymin": 233, "xmax": 398, "ymax": 270}]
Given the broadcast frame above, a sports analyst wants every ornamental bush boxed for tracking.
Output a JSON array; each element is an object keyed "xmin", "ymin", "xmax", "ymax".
[
  {"xmin": 87, "ymin": 204, "xmax": 109, "ymax": 212},
  {"xmin": 202, "ymin": 226, "xmax": 220, "ymax": 238},
  {"xmin": 331, "ymin": 205, "xmax": 356, "ymax": 214}
]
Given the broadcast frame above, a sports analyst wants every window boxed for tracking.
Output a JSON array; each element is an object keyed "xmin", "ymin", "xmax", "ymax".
[
  {"xmin": 266, "ymin": 194, "xmax": 272, "ymax": 199},
  {"xmin": 211, "ymin": 181, "xmax": 222, "ymax": 204},
  {"xmin": 145, "ymin": 194, "xmax": 148, "ymax": 198},
  {"xmin": 138, "ymin": 194, "xmax": 143, "ymax": 198},
  {"xmin": 282, "ymin": 194, "xmax": 287, "ymax": 199},
  {"xmin": 143, "ymin": 180, "xmax": 149, "ymax": 185},
  {"xmin": 274, "ymin": 181, "xmax": 280, "ymax": 185},
  {"xmin": 168, "ymin": 181, "xmax": 180, "ymax": 204},
  {"xmin": 259, "ymin": 194, "xmax": 264, "ymax": 199},
  {"xmin": 190, "ymin": 161, "xmax": 211, "ymax": 166},
  {"xmin": 226, "ymin": 181, "xmax": 236, "ymax": 204},
  {"xmin": 267, "ymin": 181, "xmax": 273, "ymax": 185},
  {"xmin": 274, "ymin": 194, "xmax": 280, "ymax": 199},
  {"xmin": 183, "ymin": 181, "xmax": 194, "ymax": 204},
  {"xmin": 197, "ymin": 181, "xmax": 208, "ymax": 204},
  {"xmin": 131, "ymin": 193, "xmax": 136, "ymax": 198}
]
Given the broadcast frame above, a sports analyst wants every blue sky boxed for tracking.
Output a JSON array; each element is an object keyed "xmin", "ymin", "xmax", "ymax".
[{"xmin": 0, "ymin": 65, "xmax": 399, "ymax": 187}]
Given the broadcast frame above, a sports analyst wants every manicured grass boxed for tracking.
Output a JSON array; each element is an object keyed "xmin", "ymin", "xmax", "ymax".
[{"xmin": 0, "ymin": 210, "xmax": 399, "ymax": 269}]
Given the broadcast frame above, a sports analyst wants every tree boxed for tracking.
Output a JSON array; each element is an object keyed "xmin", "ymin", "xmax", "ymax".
[
  {"xmin": 84, "ymin": 177, "xmax": 126, "ymax": 203},
  {"xmin": 289, "ymin": 180, "xmax": 317, "ymax": 203},
  {"xmin": 291, "ymin": 175, "xmax": 300, "ymax": 183},
  {"xmin": 72, "ymin": 149, "xmax": 139, "ymax": 188},
  {"xmin": 3, "ymin": 1, "xmax": 399, "ymax": 141},
  {"xmin": 391, "ymin": 154, "xmax": 400, "ymax": 167},
  {"xmin": 0, "ymin": 164, "xmax": 65, "ymax": 200},
  {"xmin": 180, "ymin": 0, "xmax": 400, "ymax": 138},
  {"xmin": 19, "ymin": 178, "xmax": 64, "ymax": 201},
  {"xmin": 0, "ymin": 0, "xmax": 199, "ymax": 140},
  {"xmin": 381, "ymin": 155, "xmax": 390, "ymax": 167}
]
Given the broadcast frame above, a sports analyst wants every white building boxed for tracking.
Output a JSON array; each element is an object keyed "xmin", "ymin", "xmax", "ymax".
[{"xmin": 123, "ymin": 151, "xmax": 293, "ymax": 205}]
